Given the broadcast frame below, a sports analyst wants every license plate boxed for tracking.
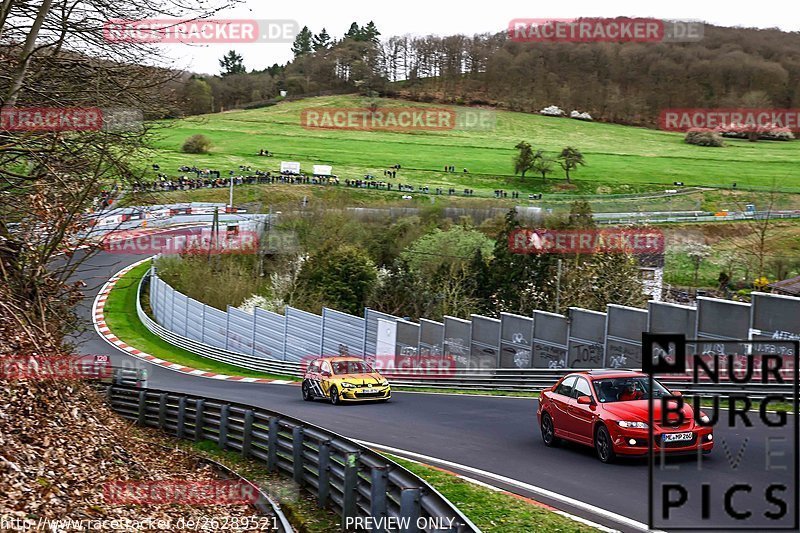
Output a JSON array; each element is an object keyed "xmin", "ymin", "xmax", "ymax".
[
  {"xmin": 663, "ymin": 432, "xmax": 693, "ymax": 442},
  {"xmin": 361, "ymin": 389, "xmax": 377, "ymax": 394}
]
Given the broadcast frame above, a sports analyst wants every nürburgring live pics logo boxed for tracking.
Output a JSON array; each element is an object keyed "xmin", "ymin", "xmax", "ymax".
[{"xmin": 643, "ymin": 333, "xmax": 799, "ymax": 530}]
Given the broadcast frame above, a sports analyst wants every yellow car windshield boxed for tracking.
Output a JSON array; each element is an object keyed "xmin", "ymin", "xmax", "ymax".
[{"xmin": 332, "ymin": 360, "xmax": 374, "ymax": 375}]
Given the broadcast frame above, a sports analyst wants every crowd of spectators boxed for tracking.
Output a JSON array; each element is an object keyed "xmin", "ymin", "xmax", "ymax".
[{"xmin": 131, "ymin": 162, "xmax": 539, "ymax": 200}]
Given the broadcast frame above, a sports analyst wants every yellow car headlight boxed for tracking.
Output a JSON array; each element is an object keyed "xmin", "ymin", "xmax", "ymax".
[{"xmin": 340, "ymin": 382, "xmax": 354, "ymax": 388}]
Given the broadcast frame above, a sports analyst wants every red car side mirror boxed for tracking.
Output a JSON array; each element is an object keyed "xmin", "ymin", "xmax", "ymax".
[{"xmin": 577, "ymin": 395, "xmax": 593, "ymax": 405}]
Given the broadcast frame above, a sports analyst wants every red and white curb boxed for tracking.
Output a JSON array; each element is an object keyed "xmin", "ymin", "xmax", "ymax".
[{"xmin": 92, "ymin": 258, "xmax": 297, "ymax": 386}]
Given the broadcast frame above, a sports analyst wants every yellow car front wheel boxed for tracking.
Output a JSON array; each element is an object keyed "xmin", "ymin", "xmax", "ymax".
[
  {"xmin": 302, "ymin": 381, "xmax": 313, "ymax": 401},
  {"xmin": 329, "ymin": 386, "xmax": 341, "ymax": 405}
]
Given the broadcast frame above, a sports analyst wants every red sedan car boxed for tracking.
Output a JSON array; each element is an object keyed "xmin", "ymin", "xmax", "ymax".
[{"xmin": 537, "ymin": 370, "xmax": 713, "ymax": 462}]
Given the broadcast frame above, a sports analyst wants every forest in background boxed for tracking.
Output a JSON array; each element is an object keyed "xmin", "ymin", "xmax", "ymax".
[{"xmin": 177, "ymin": 21, "xmax": 800, "ymax": 128}]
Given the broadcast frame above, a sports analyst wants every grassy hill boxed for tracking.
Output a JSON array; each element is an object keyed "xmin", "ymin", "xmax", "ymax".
[{"xmin": 143, "ymin": 95, "xmax": 798, "ymax": 195}]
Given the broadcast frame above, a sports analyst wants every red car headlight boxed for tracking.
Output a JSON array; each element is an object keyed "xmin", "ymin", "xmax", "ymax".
[{"xmin": 617, "ymin": 421, "xmax": 649, "ymax": 429}]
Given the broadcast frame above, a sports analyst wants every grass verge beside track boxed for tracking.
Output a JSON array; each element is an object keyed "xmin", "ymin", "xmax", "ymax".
[
  {"xmin": 184, "ymin": 439, "xmax": 341, "ymax": 532},
  {"xmin": 384, "ymin": 454, "xmax": 598, "ymax": 532},
  {"xmin": 102, "ymin": 260, "xmax": 298, "ymax": 381}
]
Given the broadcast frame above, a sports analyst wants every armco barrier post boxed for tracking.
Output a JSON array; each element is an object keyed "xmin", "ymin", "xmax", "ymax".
[
  {"xmin": 158, "ymin": 392, "xmax": 168, "ymax": 430},
  {"xmin": 342, "ymin": 452, "xmax": 359, "ymax": 527},
  {"xmin": 137, "ymin": 390, "xmax": 147, "ymax": 426},
  {"xmin": 292, "ymin": 426, "xmax": 304, "ymax": 484},
  {"xmin": 370, "ymin": 467, "xmax": 389, "ymax": 526},
  {"xmin": 399, "ymin": 488, "xmax": 421, "ymax": 533},
  {"xmin": 176, "ymin": 397, "xmax": 186, "ymax": 439},
  {"xmin": 194, "ymin": 399, "xmax": 205, "ymax": 441},
  {"xmin": 219, "ymin": 404, "xmax": 230, "ymax": 449},
  {"xmin": 267, "ymin": 417, "xmax": 279, "ymax": 471},
  {"xmin": 201, "ymin": 304, "xmax": 207, "ymax": 345},
  {"xmin": 242, "ymin": 409, "xmax": 254, "ymax": 458},
  {"xmin": 317, "ymin": 441, "xmax": 331, "ymax": 507}
]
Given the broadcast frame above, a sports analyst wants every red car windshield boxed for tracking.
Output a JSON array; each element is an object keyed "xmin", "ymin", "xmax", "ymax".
[
  {"xmin": 331, "ymin": 360, "xmax": 374, "ymax": 375},
  {"xmin": 592, "ymin": 377, "xmax": 670, "ymax": 403}
]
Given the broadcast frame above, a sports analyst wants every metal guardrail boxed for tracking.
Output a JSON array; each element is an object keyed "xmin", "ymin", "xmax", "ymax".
[
  {"xmin": 105, "ymin": 383, "xmax": 479, "ymax": 533},
  {"xmin": 137, "ymin": 272, "xmax": 303, "ymax": 378},
  {"xmin": 596, "ymin": 211, "xmax": 800, "ymax": 225},
  {"xmin": 135, "ymin": 272, "xmax": 797, "ymax": 399}
]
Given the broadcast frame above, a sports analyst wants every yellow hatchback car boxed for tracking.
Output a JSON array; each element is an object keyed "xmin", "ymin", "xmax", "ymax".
[{"xmin": 302, "ymin": 356, "xmax": 391, "ymax": 405}]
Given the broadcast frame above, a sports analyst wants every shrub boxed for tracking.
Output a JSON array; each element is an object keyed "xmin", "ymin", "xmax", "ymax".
[
  {"xmin": 539, "ymin": 105, "xmax": 565, "ymax": 117},
  {"xmin": 570, "ymin": 110, "xmax": 593, "ymax": 121},
  {"xmin": 716, "ymin": 123, "xmax": 795, "ymax": 141},
  {"xmin": 685, "ymin": 128, "xmax": 724, "ymax": 147},
  {"xmin": 761, "ymin": 128, "xmax": 795, "ymax": 141},
  {"xmin": 182, "ymin": 134, "xmax": 212, "ymax": 154}
]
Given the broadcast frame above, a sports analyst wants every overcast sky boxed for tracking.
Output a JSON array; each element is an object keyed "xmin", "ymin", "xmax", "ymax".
[{"xmin": 164, "ymin": 0, "xmax": 799, "ymax": 75}]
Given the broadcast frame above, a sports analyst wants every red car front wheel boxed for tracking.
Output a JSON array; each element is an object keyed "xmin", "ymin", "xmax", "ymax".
[{"xmin": 595, "ymin": 425, "xmax": 616, "ymax": 463}]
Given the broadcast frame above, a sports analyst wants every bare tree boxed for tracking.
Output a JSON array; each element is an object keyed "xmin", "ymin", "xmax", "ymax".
[
  {"xmin": 0, "ymin": 0, "xmax": 236, "ymax": 335},
  {"xmin": 728, "ymin": 185, "xmax": 786, "ymax": 281}
]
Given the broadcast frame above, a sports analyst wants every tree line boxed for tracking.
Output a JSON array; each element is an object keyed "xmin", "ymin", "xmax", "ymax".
[
  {"xmin": 157, "ymin": 202, "xmax": 648, "ymax": 322},
  {"xmin": 180, "ymin": 22, "xmax": 800, "ymax": 128}
]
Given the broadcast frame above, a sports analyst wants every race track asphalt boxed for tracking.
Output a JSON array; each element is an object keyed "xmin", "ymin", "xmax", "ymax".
[{"xmin": 67, "ymin": 245, "xmax": 798, "ymax": 532}]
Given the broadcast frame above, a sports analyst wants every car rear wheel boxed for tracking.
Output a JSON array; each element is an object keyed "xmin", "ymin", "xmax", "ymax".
[
  {"xmin": 329, "ymin": 386, "xmax": 341, "ymax": 405},
  {"xmin": 302, "ymin": 381, "xmax": 313, "ymax": 401},
  {"xmin": 541, "ymin": 413, "xmax": 559, "ymax": 447},
  {"xmin": 595, "ymin": 425, "xmax": 616, "ymax": 463}
]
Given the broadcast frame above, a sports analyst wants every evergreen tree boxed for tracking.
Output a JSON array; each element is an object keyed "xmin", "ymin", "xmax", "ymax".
[
  {"xmin": 291, "ymin": 26, "xmax": 313, "ymax": 58},
  {"xmin": 362, "ymin": 21, "xmax": 381, "ymax": 43},
  {"xmin": 312, "ymin": 28, "xmax": 331, "ymax": 51},
  {"xmin": 466, "ymin": 249, "xmax": 492, "ymax": 313},
  {"xmin": 487, "ymin": 209, "xmax": 553, "ymax": 314},
  {"xmin": 567, "ymin": 200, "xmax": 595, "ymax": 229},
  {"xmin": 295, "ymin": 244, "xmax": 378, "ymax": 315},
  {"xmin": 219, "ymin": 50, "xmax": 245, "ymax": 77},
  {"xmin": 345, "ymin": 22, "xmax": 361, "ymax": 40}
]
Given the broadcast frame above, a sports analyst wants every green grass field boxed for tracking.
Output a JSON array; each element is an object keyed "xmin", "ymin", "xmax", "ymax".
[
  {"xmin": 387, "ymin": 455, "xmax": 596, "ymax": 532},
  {"xmin": 102, "ymin": 261, "xmax": 297, "ymax": 381},
  {"xmin": 141, "ymin": 95, "xmax": 799, "ymax": 196}
]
